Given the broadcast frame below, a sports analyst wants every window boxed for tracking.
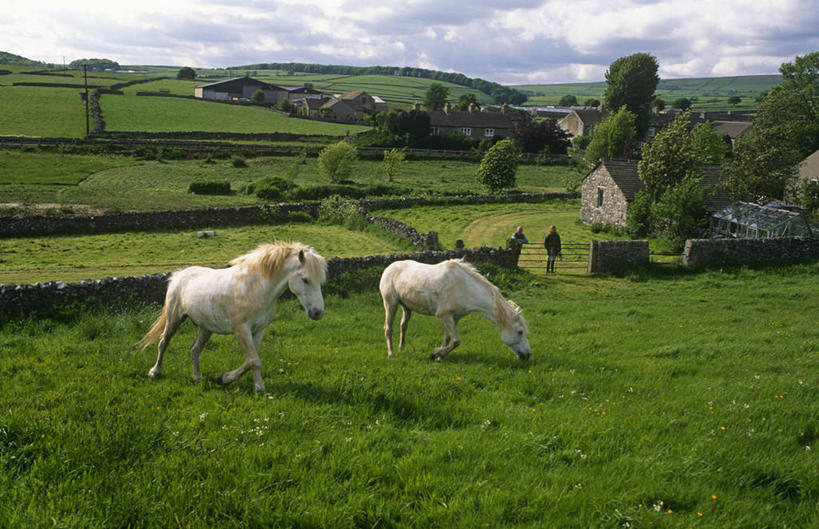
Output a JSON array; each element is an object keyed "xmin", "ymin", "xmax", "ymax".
[
  {"xmin": 431, "ymin": 126, "xmax": 440, "ymax": 136},
  {"xmin": 484, "ymin": 128, "xmax": 494, "ymax": 137},
  {"xmin": 597, "ymin": 187, "xmax": 605, "ymax": 208},
  {"xmin": 461, "ymin": 127, "xmax": 472, "ymax": 136}
]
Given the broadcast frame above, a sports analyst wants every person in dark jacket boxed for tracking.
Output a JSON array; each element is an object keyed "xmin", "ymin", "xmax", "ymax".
[
  {"xmin": 511, "ymin": 225, "xmax": 529, "ymax": 244},
  {"xmin": 543, "ymin": 225, "xmax": 561, "ymax": 273}
]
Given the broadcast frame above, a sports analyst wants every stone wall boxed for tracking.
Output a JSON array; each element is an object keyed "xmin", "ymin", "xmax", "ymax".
[
  {"xmin": 587, "ymin": 240, "xmax": 649, "ymax": 274},
  {"xmin": 682, "ymin": 237, "xmax": 819, "ymax": 268},
  {"xmin": 0, "ymin": 246, "xmax": 519, "ymax": 319},
  {"xmin": 363, "ymin": 213, "xmax": 439, "ymax": 250},
  {"xmin": 579, "ymin": 166, "xmax": 630, "ymax": 227}
]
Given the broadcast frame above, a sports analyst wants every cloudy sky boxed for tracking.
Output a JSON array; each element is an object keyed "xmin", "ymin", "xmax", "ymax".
[{"xmin": 4, "ymin": 0, "xmax": 818, "ymax": 85}]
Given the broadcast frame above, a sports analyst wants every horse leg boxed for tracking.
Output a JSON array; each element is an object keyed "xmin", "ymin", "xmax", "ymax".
[
  {"xmin": 148, "ymin": 312, "xmax": 185, "ymax": 379},
  {"xmin": 217, "ymin": 325, "xmax": 265, "ymax": 392},
  {"xmin": 431, "ymin": 315, "xmax": 461, "ymax": 360},
  {"xmin": 383, "ymin": 298, "xmax": 399, "ymax": 358},
  {"xmin": 189, "ymin": 327, "xmax": 211, "ymax": 382},
  {"xmin": 398, "ymin": 307, "xmax": 412, "ymax": 350}
]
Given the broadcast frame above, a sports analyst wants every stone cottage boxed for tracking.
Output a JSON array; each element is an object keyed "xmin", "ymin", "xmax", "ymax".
[{"xmin": 580, "ymin": 160, "xmax": 732, "ymax": 227}]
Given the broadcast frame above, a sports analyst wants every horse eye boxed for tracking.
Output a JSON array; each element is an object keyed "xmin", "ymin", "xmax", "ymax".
[
  {"xmin": 518, "ymin": 330, "xmax": 524, "ymax": 335},
  {"xmin": 302, "ymin": 277, "xmax": 310, "ymax": 285}
]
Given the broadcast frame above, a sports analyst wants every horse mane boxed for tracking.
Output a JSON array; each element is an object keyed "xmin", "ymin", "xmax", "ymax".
[
  {"xmin": 452, "ymin": 259, "xmax": 527, "ymax": 333},
  {"xmin": 229, "ymin": 242, "xmax": 327, "ymax": 282}
]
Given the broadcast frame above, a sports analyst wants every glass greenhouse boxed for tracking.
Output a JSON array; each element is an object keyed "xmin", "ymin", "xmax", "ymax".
[{"xmin": 709, "ymin": 202, "xmax": 815, "ymax": 239}]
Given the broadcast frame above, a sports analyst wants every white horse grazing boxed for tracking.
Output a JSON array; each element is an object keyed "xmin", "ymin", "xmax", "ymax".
[
  {"xmin": 379, "ymin": 259, "xmax": 530, "ymax": 361},
  {"xmin": 140, "ymin": 242, "xmax": 327, "ymax": 391}
]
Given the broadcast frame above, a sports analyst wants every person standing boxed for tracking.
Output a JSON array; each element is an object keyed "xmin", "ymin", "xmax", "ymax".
[
  {"xmin": 511, "ymin": 225, "xmax": 529, "ymax": 244},
  {"xmin": 543, "ymin": 225, "xmax": 561, "ymax": 273}
]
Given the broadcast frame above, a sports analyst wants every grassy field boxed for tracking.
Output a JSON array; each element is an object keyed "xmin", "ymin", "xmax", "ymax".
[
  {"xmin": 515, "ymin": 75, "xmax": 781, "ymax": 112},
  {"xmin": 0, "ymin": 151, "xmax": 580, "ymax": 213},
  {"xmin": 0, "ymin": 223, "xmax": 415, "ymax": 285},
  {"xmin": 0, "ymin": 262, "xmax": 815, "ymax": 528},
  {"xmin": 0, "ymin": 86, "xmax": 88, "ymax": 137}
]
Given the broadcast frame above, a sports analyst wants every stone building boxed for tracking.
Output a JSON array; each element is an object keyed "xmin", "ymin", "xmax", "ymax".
[{"xmin": 580, "ymin": 160, "xmax": 732, "ymax": 227}]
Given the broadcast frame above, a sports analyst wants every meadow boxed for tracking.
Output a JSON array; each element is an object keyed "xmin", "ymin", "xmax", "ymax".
[
  {"xmin": 0, "ymin": 262, "xmax": 816, "ymax": 528},
  {"xmin": 0, "ymin": 150, "xmax": 580, "ymax": 213}
]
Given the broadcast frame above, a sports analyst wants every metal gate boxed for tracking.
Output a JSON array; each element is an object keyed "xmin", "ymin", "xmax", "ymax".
[{"xmin": 517, "ymin": 243, "xmax": 590, "ymax": 273}]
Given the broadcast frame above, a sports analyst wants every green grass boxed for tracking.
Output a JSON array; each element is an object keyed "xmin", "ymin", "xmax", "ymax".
[
  {"xmin": 0, "ymin": 223, "xmax": 415, "ymax": 284},
  {"xmin": 100, "ymin": 94, "xmax": 371, "ymax": 135},
  {"xmin": 0, "ymin": 263, "xmax": 816, "ymax": 528},
  {"xmin": 0, "ymin": 86, "xmax": 88, "ymax": 137},
  {"xmin": 0, "ymin": 150, "xmax": 134, "ymax": 185},
  {"xmin": 0, "ymin": 152, "xmax": 580, "ymax": 213}
]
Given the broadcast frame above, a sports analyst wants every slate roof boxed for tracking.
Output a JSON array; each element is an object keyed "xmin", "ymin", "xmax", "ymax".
[
  {"xmin": 196, "ymin": 77, "xmax": 280, "ymax": 91},
  {"xmin": 428, "ymin": 109, "xmax": 515, "ymax": 129},
  {"xmin": 593, "ymin": 159, "xmax": 732, "ymax": 211}
]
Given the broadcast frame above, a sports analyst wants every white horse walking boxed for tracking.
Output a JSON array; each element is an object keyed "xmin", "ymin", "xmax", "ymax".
[
  {"xmin": 379, "ymin": 259, "xmax": 530, "ymax": 361},
  {"xmin": 140, "ymin": 242, "xmax": 327, "ymax": 391}
]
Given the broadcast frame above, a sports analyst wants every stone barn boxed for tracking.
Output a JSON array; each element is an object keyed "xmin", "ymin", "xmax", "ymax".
[{"xmin": 580, "ymin": 160, "xmax": 732, "ymax": 227}]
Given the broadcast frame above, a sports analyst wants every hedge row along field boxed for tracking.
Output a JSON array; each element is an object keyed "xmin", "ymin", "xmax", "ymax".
[{"xmin": 0, "ymin": 263, "xmax": 816, "ymax": 528}]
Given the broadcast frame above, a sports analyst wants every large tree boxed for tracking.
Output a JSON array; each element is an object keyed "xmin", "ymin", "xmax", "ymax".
[
  {"xmin": 514, "ymin": 118, "xmax": 572, "ymax": 154},
  {"xmin": 603, "ymin": 53, "xmax": 660, "ymax": 138},
  {"xmin": 724, "ymin": 51, "xmax": 819, "ymax": 201},
  {"xmin": 584, "ymin": 107, "xmax": 637, "ymax": 163},
  {"xmin": 476, "ymin": 139, "xmax": 519, "ymax": 192},
  {"xmin": 638, "ymin": 111, "xmax": 701, "ymax": 200},
  {"xmin": 423, "ymin": 82, "xmax": 450, "ymax": 111}
]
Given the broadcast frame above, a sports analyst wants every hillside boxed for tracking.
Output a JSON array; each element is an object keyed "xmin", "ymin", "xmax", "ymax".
[
  {"xmin": 515, "ymin": 74, "xmax": 781, "ymax": 111},
  {"xmin": 0, "ymin": 51, "xmax": 43, "ymax": 66}
]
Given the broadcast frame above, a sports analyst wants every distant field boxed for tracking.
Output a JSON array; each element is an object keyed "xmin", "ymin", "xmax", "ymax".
[
  {"xmin": 0, "ymin": 150, "xmax": 134, "ymax": 185},
  {"xmin": 100, "ymin": 94, "xmax": 371, "ymax": 135},
  {"xmin": 515, "ymin": 75, "xmax": 780, "ymax": 112},
  {"xmin": 0, "ymin": 86, "xmax": 88, "ymax": 137}
]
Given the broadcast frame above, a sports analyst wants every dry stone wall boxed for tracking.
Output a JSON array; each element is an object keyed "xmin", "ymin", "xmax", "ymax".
[
  {"xmin": 682, "ymin": 237, "xmax": 819, "ymax": 268},
  {"xmin": 587, "ymin": 240, "xmax": 650, "ymax": 274}
]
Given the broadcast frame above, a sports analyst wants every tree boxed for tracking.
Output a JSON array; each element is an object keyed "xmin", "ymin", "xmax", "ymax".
[
  {"xmin": 672, "ymin": 97, "xmax": 692, "ymax": 110},
  {"xmin": 476, "ymin": 139, "xmax": 519, "ymax": 192},
  {"xmin": 177, "ymin": 67, "xmax": 196, "ymax": 80},
  {"xmin": 724, "ymin": 52, "xmax": 819, "ymax": 200},
  {"xmin": 559, "ymin": 94, "xmax": 578, "ymax": 107},
  {"xmin": 514, "ymin": 118, "xmax": 572, "ymax": 154},
  {"xmin": 654, "ymin": 98, "xmax": 666, "ymax": 111},
  {"xmin": 583, "ymin": 98, "xmax": 601, "ymax": 108},
  {"xmin": 638, "ymin": 111, "xmax": 701, "ymax": 200},
  {"xmin": 584, "ymin": 107, "xmax": 637, "ymax": 163},
  {"xmin": 728, "ymin": 95, "xmax": 742, "ymax": 105},
  {"xmin": 424, "ymin": 82, "xmax": 449, "ymax": 111},
  {"xmin": 691, "ymin": 121, "xmax": 731, "ymax": 164},
  {"xmin": 382, "ymin": 148, "xmax": 406, "ymax": 182},
  {"xmin": 603, "ymin": 53, "xmax": 660, "ymax": 138},
  {"xmin": 456, "ymin": 94, "xmax": 480, "ymax": 111},
  {"xmin": 651, "ymin": 175, "xmax": 708, "ymax": 251},
  {"xmin": 318, "ymin": 141, "xmax": 358, "ymax": 183},
  {"xmin": 251, "ymin": 90, "xmax": 266, "ymax": 104}
]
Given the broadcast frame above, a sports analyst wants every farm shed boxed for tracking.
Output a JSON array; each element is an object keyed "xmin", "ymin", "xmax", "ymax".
[
  {"xmin": 194, "ymin": 77, "xmax": 282, "ymax": 103},
  {"xmin": 709, "ymin": 202, "xmax": 815, "ymax": 239},
  {"xmin": 580, "ymin": 160, "xmax": 732, "ymax": 227}
]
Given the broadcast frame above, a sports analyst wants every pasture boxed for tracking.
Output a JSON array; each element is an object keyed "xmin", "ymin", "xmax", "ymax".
[
  {"xmin": 0, "ymin": 263, "xmax": 816, "ymax": 528},
  {"xmin": 0, "ymin": 150, "xmax": 579, "ymax": 213}
]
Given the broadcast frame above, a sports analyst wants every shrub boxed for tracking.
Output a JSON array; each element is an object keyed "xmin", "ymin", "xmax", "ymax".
[
  {"xmin": 318, "ymin": 141, "xmax": 358, "ymax": 183},
  {"xmin": 243, "ymin": 176, "xmax": 297, "ymax": 201},
  {"xmin": 382, "ymin": 148, "xmax": 406, "ymax": 182},
  {"xmin": 626, "ymin": 190, "xmax": 653, "ymax": 237},
  {"xmin": 232, "ymin": 158, "xmax": 248, "ymax": 168},
  {"xmin": 317, "ymin": 195, "xmax": 365, "ymax": 228},
  {"xmin": 572, "ymin": 135, "xmax": 591, "ymax": 150},
  {"xmin": 188, "ymin": 180, "xmax": 231, "ymax": 195},
  {"xmin": 476, "ymin": 139, "xmax": 519, "ymax": 192}
]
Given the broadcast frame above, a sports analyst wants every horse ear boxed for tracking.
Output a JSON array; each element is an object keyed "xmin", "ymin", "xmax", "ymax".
[{"xmin": 298, "ymin": 250, "xmax": 305, "ymax": 264}]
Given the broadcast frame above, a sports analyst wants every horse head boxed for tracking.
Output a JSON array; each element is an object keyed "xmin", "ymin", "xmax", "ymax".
[
  {"xmin": 287, "ymin": 248, "xmax": 327, "ymax": 321},
  {"xmin": 500, "ymin": 301, "xmax": 530, "ymax": 361}
]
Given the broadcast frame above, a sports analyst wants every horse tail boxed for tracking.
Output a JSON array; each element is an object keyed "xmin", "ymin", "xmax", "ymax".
[{"xmin": 139, "ymin": 307, "xmax": 167, "ymax": 350}]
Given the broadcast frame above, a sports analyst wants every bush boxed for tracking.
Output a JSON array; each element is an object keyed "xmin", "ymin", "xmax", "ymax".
[
  {"xmin": 476, "ymin": 139, "xmax": 519, "ymax": 192},
  {"xmin": 242, "ymin": 176, "xmax": 297, "ymax": 201},
  {"xmin": 317, "ymin": 195, "xmax": 366, "ymax": 229},
  {"xmin": 318, "ymin": 141, "xmax": 358, "ymax": 183},
  {"xmin": 232, "ymin": 158, "xmax": 248, "ymax": 168},
  {"xmin": 572, "ymin": 135, "xmax": 591, "ymax": 150},
  {"xmin": 188, "ymin": 180, "xmax": 231, "ymax": 195},
  {"xmin": 626, "ymin": 190, "xmax": 653, "ymax": 238}
]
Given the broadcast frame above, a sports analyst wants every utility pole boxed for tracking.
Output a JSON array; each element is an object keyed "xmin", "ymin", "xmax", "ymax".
[{"xmin": 83, "ymin": 64, "xmax": 89, "ymax": 139}]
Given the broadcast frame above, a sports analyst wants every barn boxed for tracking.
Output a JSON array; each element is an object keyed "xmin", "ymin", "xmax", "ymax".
[{"xmin": 194, "ymin": 77, "xmax": 282, "ymax": 103}]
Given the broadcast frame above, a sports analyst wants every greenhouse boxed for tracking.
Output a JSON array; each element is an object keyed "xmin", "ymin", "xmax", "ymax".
[{"xmin": 709, "ymin": 202, "xmax": 816, "ymax": 239}]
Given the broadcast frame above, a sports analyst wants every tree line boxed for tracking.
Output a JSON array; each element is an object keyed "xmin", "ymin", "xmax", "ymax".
[{"xmin": 230, "ymin": 62, "xmax": 528, "ymax": 105}]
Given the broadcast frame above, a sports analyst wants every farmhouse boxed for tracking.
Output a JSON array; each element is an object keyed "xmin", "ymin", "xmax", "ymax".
[
  {"xmin": 580, "ymin": 159, "xmax": 732, "ymax": 227},
  {"xmin": 319, "ymin": 91, "xmax": 388, "ymax": 121},
  {"xmin": 789, "ymin": 148, "xmax": 819, "ymax": 201},
  {"xmin": 558, "ymin": 109, "xmax": 606, "ymax": 138},
  {"xmin": 427, "ymin": 103, "xmax": 517, "ymax": 141},
  {"xmin": 194, "ymin": 77, "xmax": 282, "ymax": 103}
]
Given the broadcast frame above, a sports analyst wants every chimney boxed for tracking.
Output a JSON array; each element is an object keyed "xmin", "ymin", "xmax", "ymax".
[
  {"xmin": 468, "ymin": 103, "xmax": 476, "ymax": 114},
  {"xmin": 444, "ymin": 102, "xmax": 452, "ymax": 114},
  {"xmin": 412, "ymin": 102, "xmax": 420, "ymax": 111},
  {"xmin": 501, "ymin": 103, "xmax": 508, "ymax": 114}
]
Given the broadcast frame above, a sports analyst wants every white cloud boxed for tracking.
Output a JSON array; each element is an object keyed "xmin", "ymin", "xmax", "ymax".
[{"xmin": 1, "ymin": 0, "xmax": 817, "ymax": 83}]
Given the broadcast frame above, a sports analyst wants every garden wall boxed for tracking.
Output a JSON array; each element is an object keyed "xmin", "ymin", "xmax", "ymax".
[
  {"xmin": 587, "ymin": 240, "xmax": 650, "ymax": 274},
  {"xmin": 682, "ymin": 237, "xmax": 819, "ymax": 268},
  {"xmin": 0, "ymin": 193, "xmax": 578, "ymax": 239},
  {"xmin": 0, "ymin": 246, "xmax": 519, "ymax": 319}
]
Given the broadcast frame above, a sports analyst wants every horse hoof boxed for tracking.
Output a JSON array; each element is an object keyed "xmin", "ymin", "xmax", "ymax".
[
  {"xmin": 216, "ymin": 373, "xmax": 229, "ymax": 385},
  {"xmin": 148, "ymin": 368, "xmax": 161, "ymax": 379}
]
